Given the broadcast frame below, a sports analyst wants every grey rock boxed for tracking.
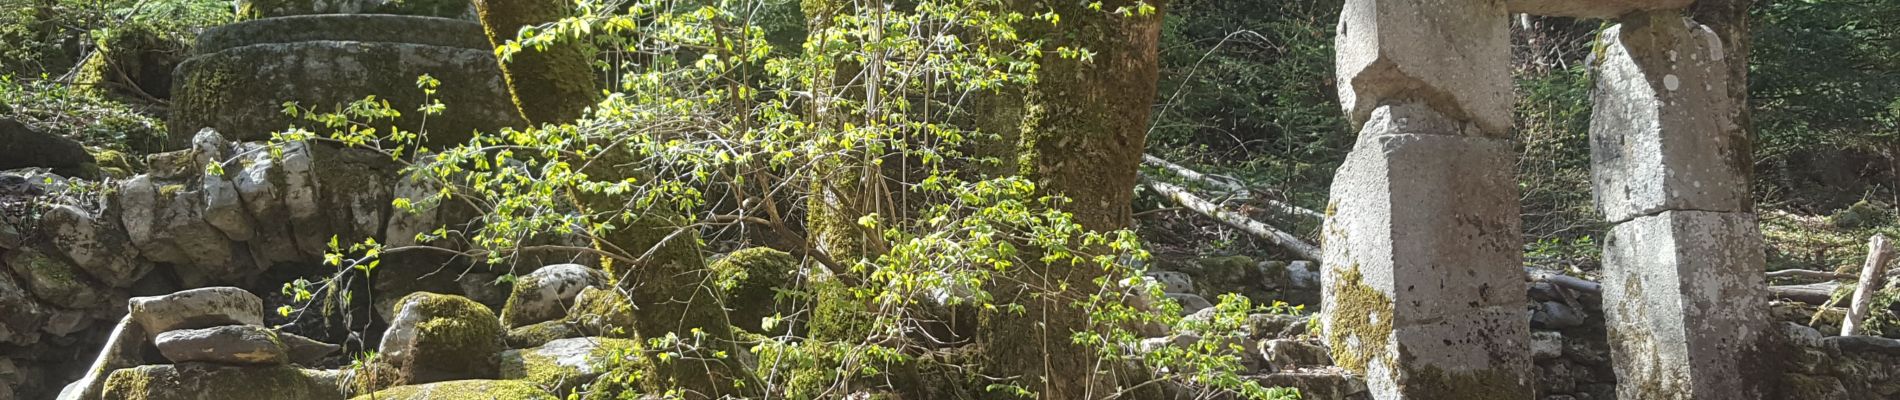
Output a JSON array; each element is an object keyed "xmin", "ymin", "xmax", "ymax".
[
  {"xmin": 1823, "ymin": 335, "xmax": 1900, "ymax": 356},
  {"xmin": 41, "ymin": 308, "xmax": 94, "ymax": 336},
  {"xmin": 1249, "ymin": 371, "xmax": 1370, "ymax": 400},
  {"xmin": 39, "ymin": 204, "xmax": 150, "ymax": 287},
  {"xmin": 378, "ymin": 292, "xmax": 505, "ymax": 384},
  {"xmin": 1260, "ymin": 339, "xmax": 1332, "ymax": 370},
  {"xmin": 1336, "ymin": 0, "xmax": 1512, "ymax": 136},
  {"xmin": 128, "ymin": 287, "xmax": 265, "ymax": 339},
  {"xmin": 500, "ymin": 264, "xmax": 607, "ymax": 328},
  {"xmin": 1167, "ymin": 293, "xmax": 1214, "ymax": 315},
  {"xmin": 1589, "ymin": 13, "xmax": 1749, "ymax": 223},
  {"xmin": 1286, "ymin": 260, "xmax": 1320, "ymax": 289},
  {"xmin": 278, "ymin": 330, "xmax": 341, "ymax": 366},
  {"xmin": 96, "ymin": 363, "xmax": 344, "ymax": 400},
  {"xmin": 1532, "ymin": 331, "xmax": 1564, "ymax": 360},
  {"xmin": 200, "ymin": 153, "xmax": 258, "ymax": 243},
  {"xmin": 1540, "ymin": 360, "xmax": 1578, "ymax": 394},
  {"xmin": 156, "ymin": 325, "xmax": 289, "ymax": 365},
  {"xmin": 4, "ymin": 248, "xmax": 106, "ymax": 307},
  {"xmin": 1532, "ymin": 300, "xmax": 1587, "ymax": 329},
  {"xmin": 231, "ymin": 142, "xmax": 306, "ymax": 265}
]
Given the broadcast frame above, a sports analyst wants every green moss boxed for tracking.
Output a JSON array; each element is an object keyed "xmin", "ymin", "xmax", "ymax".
[
  {"xmin": 350, "ymin": 379, "xmax": 557, "ymax": 400},
  {"xmin": 499, "ymin": 273, "xmax": 547, "ymax": 328},
  {"xmin": 1324, "ymin": 263, "xmax": 1394, "ymax": 375},
  {"xmin": 563, "ymin": 286, "xmax": 637, "ymax": 338},
  {"xmin": 90, "ymin": 148, "xmax": 141, "ymax": 178},
  {"xmin": 473, "ymin": 0, "xmax": 598, "ymax": 124},
  {"xmin": 708, "ymin": 247, "xmax": 800, "ymax": 333},
  {"xmin": 506, "ymin": 320, "xmax": 581, "ymax": 348},
  {"xmin": 806, "ymin": 279, "xmax": 874, "ymax": 341},
  {"xmin": 103, "ymin": 364, "xmax": 341, "ymax": 400},
  {"xmin": 157, "ymin": 184, "xmax": 184, "ymax": 198}
]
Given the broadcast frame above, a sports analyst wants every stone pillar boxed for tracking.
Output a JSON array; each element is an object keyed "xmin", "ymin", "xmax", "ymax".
[
  {"xmin": 1589, "ymin": 11, "xmax": 1767, "ymax": 400},
  {"xmin": 1321, "ymin": 0, "xmax": 1532, "ymax": 398}
]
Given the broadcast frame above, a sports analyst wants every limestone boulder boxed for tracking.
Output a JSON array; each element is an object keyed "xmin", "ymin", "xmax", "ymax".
[
  {"xmin": 1248, "ymin": 370, "xmax": 1370, "ymax": 400},
  {"xmin": 1260, "ymin": 339, "xmax": 1332, "ymax": 371},
  {"xmin": 155, "ymin": 325, "xmax": 289, "ymax": 365},
  {"xmin": 230, "ymin": 142, "xmax": 311, "ymax": 265},
  {"xmin": 236, "ymin": 0, "xmax": 474, "ymax": 19},
  {"xmin": 1145, "ymin": 270, "xmax": 1194, "ymax": 294},
  {"xmin": 128, "ymin": 287, "xmax": 265, "ymax": 338},
  {"xmin": 500, "ymin": 264, "xmax": 607, "ymax": 328},
  {"xmin": 98, "ymin": 363, "xmax": 343, "ymax": 400},
  {"xmin": 1335, "ymin": 0, "xmax": 1512, "ymax": 136},
  {"xmin": 39, "ymin": 204, "xmax": 151, "ymax": 287},
  {"xmin": 1589, "ymin": 13, "xmax": 1749, "ymax": 223},
  {"xmin": 378, "ymin": 292, "xmax": 506, "ymax": 385},
  {"xmin": 348, "ymin": 379, "xmax": 558, "ymax": 400},
  {"xmin": 1166, "ymin": 293, "xmax": 1214, "ymax": 315},
  {"xmin": 499, "ymin": 337, "xmax": 636, "ymax": 395}
]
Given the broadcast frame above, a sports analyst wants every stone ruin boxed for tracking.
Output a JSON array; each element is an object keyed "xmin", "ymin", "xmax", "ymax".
[{"xmin": 1318, "ymin": 1, "xmax": 1897, "ymax": 400}]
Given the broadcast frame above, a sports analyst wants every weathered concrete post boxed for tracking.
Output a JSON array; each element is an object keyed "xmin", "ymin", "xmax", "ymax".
[
  {"xmin": 1320, "ymin": 0, "xmax": 1533, "ymax": 398},
  {"xmin": 1589, "ymin": 11, "xmax": 1768, "ymax": 400}
]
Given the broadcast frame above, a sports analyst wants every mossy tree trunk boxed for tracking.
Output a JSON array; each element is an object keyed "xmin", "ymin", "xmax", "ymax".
[
  {"xmin": 473, "ymin": 0, "xmax": 759, "ymax": 397},
  {"xmin": 802, "ymin": 0, "xmax": 888, "ymax": 267},
  {"xmin": 977, "ymin": 0, "xmax": 1166, "ymax": 398}
]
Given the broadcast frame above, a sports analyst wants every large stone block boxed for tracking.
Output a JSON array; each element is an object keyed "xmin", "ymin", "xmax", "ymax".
[
  {"xmin": 1508, "ymin": 0, "xmax": 1693, "ymax": 19},
  {"xmin": 1336, "ymin": 0, "xmax": 1512, "ymax": 136},
  {"xmin": 1590, "ymin": 12, "xmax": 1749, "ymax": 222},
  {"xmin": 1320, "ymin": 131, "xmax": 1532, "ymax": 399},
  {"xmin": 192, "ymin": 14, "xmax": 490, "ymax": 56},
  {"xmin": 1601, "ymin": 210, "xmax": 1767, "ymax": 399},
  {"xmin": 168, "ymin": 24, "xmax": 524, "ymax": 150}
]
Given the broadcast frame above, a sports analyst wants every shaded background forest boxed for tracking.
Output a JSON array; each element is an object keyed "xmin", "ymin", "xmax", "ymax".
[{"xmin": 4, "ymin": 0, "xmax": 1899, "ymax": 325}]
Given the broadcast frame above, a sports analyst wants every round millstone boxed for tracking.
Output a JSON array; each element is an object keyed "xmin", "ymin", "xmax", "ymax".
[{"xmin": 194, "ymin": 15, "xmax": 491, "ymax": 56}]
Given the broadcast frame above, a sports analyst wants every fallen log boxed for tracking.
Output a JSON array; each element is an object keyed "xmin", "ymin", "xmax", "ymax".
[
  {"xmin": 1142, "ymin": 176, "xmax": 1321, "ymax": 260},
  {"xmin": 1142, "ymin": 154, "xmax": 1323, "ymax": 221},
  {"xmin": 1844, "ymin": 235, "xmax": 1892, "ymax": 336},
  {"xmin": 1524, "ymin": 267, "xmax": 1601, "ymax": 294},
  {"xmin": 1767, "ymin": 269, "xmax": 1855, "ymax": 281},
  {"xmin": 1770, "ymin": 282, "xmax": 1844, "ymax": 306}
]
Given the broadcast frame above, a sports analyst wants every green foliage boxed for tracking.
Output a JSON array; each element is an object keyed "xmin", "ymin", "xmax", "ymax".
[
  {"xmin": 0, "ymin": 75, "xmax": 167, "ymax": 151},
  {"xmin": 0, "ymin": 0, "xmax": 228, "ymax": 77},
  {"xmin": 1147, "ymin": 0, "xmax": 1345, "ymax": 210},
  {"xmin": 1752, "ymin": 0, "xmax": 1900, "ymax": 209}
]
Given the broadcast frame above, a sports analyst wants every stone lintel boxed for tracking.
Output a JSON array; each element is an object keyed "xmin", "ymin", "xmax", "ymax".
[
  {"xmin": 1336, "ymin": 0, "xmax": 1512, "ymax": 137},
  {"xmin": 1508, "ymin": 0, "xmax": 1693, "ymax": 19},
  {"xmin": 1589, "ymin": 11, "xmax": 1749, "ymax": 223},
  {"xmin": 1601, "ymin": 210, "xmax": 1767, "ymax": 399}
]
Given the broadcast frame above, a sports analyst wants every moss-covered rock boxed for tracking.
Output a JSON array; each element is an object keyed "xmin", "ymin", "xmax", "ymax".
[
  {"xmin": 506, "ymin": 320, "xmax": 583, "ymax": 349},
  {"xmin": 562, "ymin": 286, "xmax": 636, "ymax": 338},
  {"xmin": 167, "ymin": 40, "xmax": 524, "ymax": 150},
  {"xmin": 499, "ymin": 337, "xmax": 637, "ymax": 395},
  {"xmin": 0, "ymin": 118, "xmax": 99, "ymax": 178},
  {"xmin": 501, "ymin": 264, "xmax": 607, "ymax": 328},
  {"xmin": 707, "ymin": 247, "xmax": 802, "ymax": 334},
  {"xmin": 100, "ymin": 363, "xmax": 344, "ymax": 400},
  {"xmin": 377, "ymin": 292, "xmax": 507, "ymax": 387},
  {"xmin": 3, "ymin": 247, "xmax": 108, "ymax": 308},
  {"xmin": 349, "ymin": 379, "xmax": 557, "ymax": 400}
]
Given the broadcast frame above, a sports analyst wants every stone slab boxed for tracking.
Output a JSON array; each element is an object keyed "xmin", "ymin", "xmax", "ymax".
[
  {"xmin": 1508, "ymin": 0, "xmax": 1693, "ymax": 18},
  {"xmin": 1602, "ymin": 210, "xmax": 1767, "ymax": 399}
]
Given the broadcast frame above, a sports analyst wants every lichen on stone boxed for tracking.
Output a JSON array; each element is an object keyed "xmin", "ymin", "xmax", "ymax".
[{"xmin": 1324, "ymin": 263, "xmax": 1394, "ymax": 375}]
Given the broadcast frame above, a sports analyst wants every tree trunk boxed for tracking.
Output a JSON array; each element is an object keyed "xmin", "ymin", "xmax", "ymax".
[{"xmin": 979, "ymin": 0, "xmax": 1167, "ymax": 397}]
